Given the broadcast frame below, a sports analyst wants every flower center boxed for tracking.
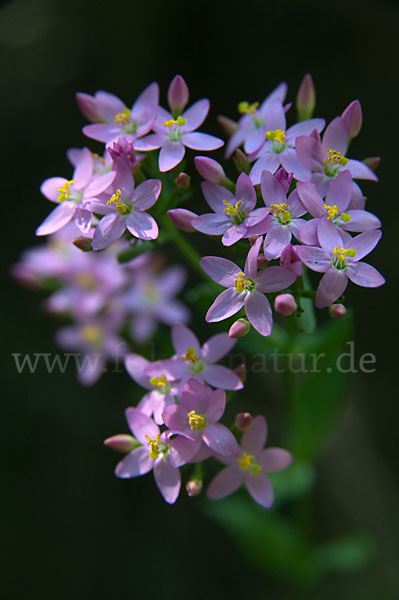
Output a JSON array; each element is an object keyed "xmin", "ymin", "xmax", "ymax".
[
  {"xmin": 223, "ymin": 199, "xmax": 247, "ymax": 224},
  {"xmin": 323, "ymin": 148, "xmax": 349, "ymax": 178},
  {"xmin": 57, "ymin": 180, "xmax": 75, "ymax": 202},
  {"xmin": 237, "ymin": 452, "xmax": 262, "ymax": 475},
  {"xmin": 234, "ymin": 272, "xmax": 255, "ymax": 293},
  {"xmin": 187, "ymin": 410, "xmax": 207, "ymax": 430},
  {"xmin": 270, "ymin": 202, "xmax": 291, "ymax": 224},
  {"xmin": 149, "ymin": 374, "xmax": 171, "ymax": 394},
  {"xmin": 324, "ymin": 203, "xmax": 352, "ymax": 223},
  {"xmin": 238, "ymin": 101, "xmax": 259, "ymax": 115},
  {"xmin": 80, "ymin": 325, "xmax": 103, "ymax": 346},
  {"xmin": 114, "ymin": 109, "xmax": 131, "ymax": 126},
  {"xmin": 145, "ymin": 433, "xmax": 161, "ymax": 459},
  {"xmin": 266, "ymin": 129, "xmax": 286, "ymax": 144},
  {"xmin": 107, "ymin": 188, "xmax": 131, "ymax": 215},
  {"xmin": 182, "ymin": 348, "xmax": 205, "ymax": 373},
  {"xmin": 332, "ymin": 245, "xmax": 357, "ymax": 269}
]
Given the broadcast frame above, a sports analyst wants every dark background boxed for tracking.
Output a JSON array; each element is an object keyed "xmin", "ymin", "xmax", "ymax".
[{"xmin": 2, "ymin": 0, "xmax": 398, "ymax": 598}]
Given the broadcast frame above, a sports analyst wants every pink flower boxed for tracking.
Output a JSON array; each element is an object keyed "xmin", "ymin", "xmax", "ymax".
[
  {"xmin": 295, "ymin": 226, "xmax": 385, "ymax": 308},
  {"xmin": 135, "ymin": 75, "xmax": 223, "ymax": 172},
  {"xmin": 162, "ymin": 379, "xmax": 239, "ymax": 458},
  {"xmin": 114, "ymin": 408, "xmax": 198, "ymax": 504},
  {"xmin": 207, "ymin": 415, "xmax": 292, "ymax": 508},
  {"xmin": 200, "ymin": 237, "xmax": 297, "ymax": 336}
]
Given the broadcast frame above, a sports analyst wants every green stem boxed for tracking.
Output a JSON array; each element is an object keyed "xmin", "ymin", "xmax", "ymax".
[{"xmin": 159, "ymin": 213, "xmax": 207, "ymax": 280}]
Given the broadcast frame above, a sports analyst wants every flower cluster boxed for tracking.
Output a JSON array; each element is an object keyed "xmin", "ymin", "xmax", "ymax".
[{"xmin": 16, "ymin": 74, "xmax": 385, "ymax": 508}]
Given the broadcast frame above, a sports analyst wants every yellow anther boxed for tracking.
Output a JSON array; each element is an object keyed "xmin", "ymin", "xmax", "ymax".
[
  {"xmin": 187, "ymin": 410, "xmax": 206, "ymax": 430},
  {"xmin": 107, "ymin": 189, "xmax": 122, "ymax": 205},
  {"xmin": 324, "ymin": 203, "xmax": 339, "ymax": 220},
  {"xmin": 150, "ymin": 374, "xmax": 168, "ymax": 388},
  {"xmin": 163, "ymin": 116, "xmax": 187, "ymax": 127},
  {"xmin": 265, "ymin": 129, "xmax": 286, "ymax": 144},
  {"xmin": 223, "ymin": 199, "xmax": 244, "ymax": 216},
  {"xmin": 340, "ymin": 213, "xmax": 352, "ymax": 223},
  {"xmin": 107, "ymin": 188, "xmax": 128, "ymax": 214},
  {"xmin": 333, "ymin": 245, "xmax": 357, "ymax": 261},
  {"xmin": 324, "ymin": 148, "xmax": 349, "ymax": 166},
  {"xmin": 145, "ymin": 433, "xmax": 161, "ymax": 459},
  {"xmin": 237, "ymin": 452, "xmax": 262, "ymax": 474},
  {"xmin": 80, "ymin": 325, "xmax": 103, "ymax": 345},
  {"xmin": 238, "ymin": 101, "xmax": 259, "ymax": 115},
  {"xmin": 182, "ymin": 347, "xmax": 199, "ymax": 364},
  {"xmin": 270, "ymin": 202, "xmax": 291, "ymax": 223},
  {"xmin": 114, "ymin": 108, "xmax": 131, "ymax": 126},
  {"xmin": 57, "ymin": 180, "xmax": 75, "ymax": 202},
  {"xmin": 234, "ymin": 272, "xmax": 253, "ymax": 293}
]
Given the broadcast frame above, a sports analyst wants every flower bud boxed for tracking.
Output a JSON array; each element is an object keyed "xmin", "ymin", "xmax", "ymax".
[
  {"xmin": 234, "ymin": 363, "xmax": 247, "ymax": 383},
  {"xmin": 104, "ymin": 434, "xmax": 138, "ymax": 453},
  {"xmin": 342, "ymin": 100, "xmax": 362, "ymax": 140},
  {"xmin": 168, "ymin": 75, "xmax": 189, "ymax": 116},
  {"xmin": 108, "ymin": 137, "xmax": 138, "ymax": 168},
  {"xmin": 296, "ymin": 73, "xmax": 316, "ymax": 121},
  {"xmin": 235, "ymin": 412, "xmax": 253, "ymax": 431},
  {"xmin": 167, "ymin": 208, "xmax": 197, "ymax": 232},
  {"xmin": 280, "ymin": 244, "xmax": 303, "ymax": 276},
  {"xmin": 229, "ymin": 318, "xmax": 250, "ymax": 339},
  {"xmin": 233, "ymin": 149, "xmax": 251, "ymax": 174},
  {"xmin": 186, "ymin": 479, "xmax": 202, "ymax": 497},
  {"xmin": 175, "ymin": 172, "xmax": 191, "ymax": 189},
  {"xmin": 274, "ymin": 293, "xmax": 297, "ymax": 316},
  {"xmin": 72, "ymin": 237, "xmax": 92, "ymax": 252},
  {"xmin": 363, "ymin": 156, "xmax": 381, "ymax": 172},
  {"xmin": 275, "ymin": 167, "xmax": 293, "ymax": 194},
  {"xmin": 194, "ymin": 156, "xmax": 226, "ymax": 183},
  {"xmin": 330, "ymin": 303, "xmax": 347, "ymax": 319},
  {"xmin": 217, "ymin": 115, "xmax": 238, "ymax": 137},
  {"xmin": 75, "ymin": 92, "xmax": 103, "ymax": 122}
]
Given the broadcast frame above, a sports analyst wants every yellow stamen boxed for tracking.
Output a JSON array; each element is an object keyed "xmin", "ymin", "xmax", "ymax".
[
  {"xmin": 107, "ymin": 188, "xmax": 128, "ymax": 214},
  {"xmin": 57, "ymin": 180, "xmax": 75, "ymax": 202},
  {"xmin": 163, "ymin": 116, "xmax": 187, "ymax": 127},
  {"xmin": 333, "ymin": 245, "xmax": 357, "ymax": 261},
  {"xmin": 223, "ymin": 199, "xmax": 243, "ymax": 216},
  {"xmin": 187, "ymin": 410, "xmax": 206, "ymax": 430},
  {"xmin": 324, "ymin": 203, "xmax": 339, "ymax": 220},
  {"xmin": 270, "ymin": 202, "xmax": 291, "ymax": 223},
  {"xmin": 234, "ymin": 272, "xmax": 253, "ymax": 293},
  {"xmin": 237, "ymin": 452, "xmax": 262, "ymax": 475},
  {"xmin": 340, "ymin": 213, "xmax": 352, "ymax": 223},
  {"xmin": 324, "ymin": 148, "xmax": 349, "ymax": 166},
  {"xmin": 265, "ymin": 129, "xmax": 286, "ymax": 144},
  {"xmin": 182, "ymin": 347, "xmax": 199, "ymax": 364},
  {"xmin": 80, "ymin": 325, "xmax": 103, "ymax": 345},
  {"xmin": 238, "ymin": 101, "xmax": 259, "ymax": 115},
  {"xmin": 114, "ymin": 108, "xmax": 131, "ymax": 126},
  {"xmin": 145, "ymin": 433, "xmax": 161, "ymax": 459},
  {"xmin": 150, "ymin": 374, "xmax": 168, "ymax": 388}
]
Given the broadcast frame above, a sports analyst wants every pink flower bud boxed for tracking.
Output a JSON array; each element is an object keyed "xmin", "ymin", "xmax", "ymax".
[
  {"xmin": 194, "ymin": 156, "xmax": 225, "ymax": 183},
  {"xmin": 104, "ymin": 434, "xmax": 137, "ymax": 453},
  {"xmin": 296, "ymin": 73, "xmax": 316, "ymax": 121},
  {"xmin": 274, "ymin": 293, "xmax": 297, "ymax": 316},
  {"xmin": 217, "ymin": 115, "xmax": 238, "ymax": 137},
  {"xmin": 235, "ymin": 412, "xmax": 253, "ymax": 431},
  {"xmin": 234, "ymin": 363, "xmax": 247, "ymax": 383},
  {"xmin": 168, "ymin": 75, "xmax": 189, "ymax": 115},
  {"xmin": 234, "ymin": 149, "xmax": 251, "ymax": 174},
  {"xmin": 229, "ymin": 318, "xmax": 250, "ymax": 339},
  {"xmin": 342, "ymin": 100, "xmax": 362, "ymax": 140},
  {"xmin": 167, "ymin": 208, "xmax": 197, "ymax": 232},
  {"xmin": 275, "ymin": 167, "xmax": 293, "ymax": 194},
  {"xmin": 72, "ymin": 237, "xmax": 92, "ymax": 252},
  {"xmin": 280, "ymin": 244, "xmax": 303, "ymax": 277},
  {"xmin": 108, "ymin": 137, "xmax": 138, "ymax": 168},
  {"xmin": 363, "ymin": 157, "xmax": 381, "ymax": 172},
  {"xmin": 75, "ymin": 92, "xmax": 103, "ymax": 122},
  {"xmin": 175, "ymin": 172, "xmax": 191, "ymax": 189},
  {"xmin": 257, "ymin": 255, "xmax": 268, "ymax": 269},
  {"xmin": 330, "ymin": 303, "xmax": 347, "ymax": 319},
  {"xmin": 186, "ymin": 479, "xmax": 202, "ymax": 497}
]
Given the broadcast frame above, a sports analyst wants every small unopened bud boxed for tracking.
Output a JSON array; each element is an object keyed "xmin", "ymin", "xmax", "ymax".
[
  {"xmin": 217, "ymin": 115, "xmax": 238, "ymax": 137},
  {"xmin": 186, "ymin": 479, "xmax": 202, "ymax": 497},
  {"xmin": 229, "ymin": 318, "xmax": 250, "ymax": 339},
  {"xmin": 234, "ymin": 149, "xmax": 251, "ymax": 174},
  {"xmin": 234, "ymin": 363, "xmax": 247, "ymax": 383},
  {"xmin": 194, "ymin": 156, "xmax": 226, "ymax": 183},
  {"xmin": 248, "ymin": 235, "xmax": 259, "ymax": 246},
  {"xmin": 168, "ymin": 75, "xmax": 189, "ymax": 116},
  {"xmin": 167, "ymin": 208, "xmax": 197, "ymax": 232},
  {"xmin": 274, "ymin": 293, "xmax": 297, "ymax": 316},
  {"xmin": 296, "ymin": 73, "xmax": 316, "ymax": 121},
  {"xmin": 235, "ymin": 412, "xmax": 253, "ymax": 431},
  {"xmin": 363, "ymin": 156, "xmax": 381, "ymax": 172},
  {"xmin": 342, "ymin": 100, "xmax": 362, "ymax": 140},
  {"xmin": 104, "ymin": 434, "xmax": 138, "ymax": 453},
  {"xmin": 108, "ymin": 137, "xmax": 138, "ymax": 168},
  {"xmin": 75, "ymin": 92, "xmax": 103, "ymax": 122},
  {"xmin": 175, "ymin": 172, "xmax": 191, "ymax": 189},
  {"xmin": 257, "ymin": 255, "xmax": 268, "ymax": 269},
  {"xmin": 275, "ymin": 167, "xmax": 293, "ymax": 194},
  {"xmin": 72, "ymin": 237, "xmax": 92, "ymax": 252},
  {"xmin": 330, "ymin": 303, "xmax": 347, "ymax": 319}
]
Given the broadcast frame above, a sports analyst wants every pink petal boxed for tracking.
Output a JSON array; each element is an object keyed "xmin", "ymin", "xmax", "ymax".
[
  {"xmin": 322, "ymin": 117, "xmax": 348, "ymax": 154},
  {"xmin": 295, "ymin": 134, "xmax": 325, "ymax": 171},
  {"xmin": 205, "ymin": 365, "xmax": 243, "ymax": 391},
  {"xmin": 201, "ymin": 333, "xmax": 236, "ymax": 364},
  {"xmin": 205, "ymin": 389, "xmax": 227, "ymax": 423},
  {"xmin": 181, "ymin": 98, "xmax": 210, "ymax": 131},
  {"xmin": 206, "ymin": 288, "xmax": 245, "ymax": 322},
  {"xmin": 73, "ymin": 147, "xmax": 93, "ymax": 189},
  {"xmin": 201, "ymin": 181, "xmax": 235, "ymax": 213},
  {"xmin": 236, "ymin": 172, "xmax": 257, "ymax": 211},
  {"xmin": 167, "ymin": 75, "xmax": 189, "ymax": 112},
  {"xmin": 298, "ymin": 218, "xmax": 319, "ymax": 245},
  {"xmin": 74, "ymin": 207, "xmax": 92, "ymax": 234},
  {"xmin": 203, "ymin": 423, "xmax": 239, "ymax": 457},
  {"xmin": 126, "ymin": 211, "xmax": 158, "ymax": 240},
  {"xmin": 255, "ymin": 266, "xmax": 296, "ymax": 293},
  {"xmin": 263, "ymin": 225, "xmax": 292, "ymax": 259},
  {"xmin": 125, "ymin": 353, "xmax": 151, "ymax": 388},
  {"xmin": 245, "ymin": 472, "xmax": 274, "ymax": 508},
  {"xmin": 200, "ymin": 256, "xmax": 241, "ymax": 286},
  {"xmin": 346, "ymin": 262, "xmax": 385, "ymax": 287},
  {"xmin": 125, "ymin": 407, "xmax": 159, "ymax": 444},
  {"xmin": 342, "ymin": 210, "xmax": 381, "ymax": 232},
  {"xmin": 295, "ymin": 245, "xmax": 330, "ymax": 272},
  {"xmin": 279, "ymin": 148, "xmax": 312, "ymax": 182},
  {"xmin": 183, "ymin": 132, "xmax": 224, "ymax": 151},
  {"xmin": 222, "ymin": 224, "xmax": 247, "ymax": 246},
  {"xmin": 249, "ymin": 153, "xmax": 280, "ymax": 185},
  {"xmin": 159, "ymin": 141, "xmax": 185, "ymax": 171},
  {"xmin": 35, "ymin": 202, "xmax": 75, "ymax": 236},
  {"xmin": 172, "ymin": 323, "xmax": 200, "ymax": 355},
  {"xmin": 241, "ymin": 415, "xmax": 268, "ymax": 453},
  {"xmin": 286, "ymin": 118, "xmax": 326, "ymax": 140},
  {"xmin": 95, "ymin": 90, "xmax": 126, "ymax": 121},
  {"xmin": 244, "ymin": 236, "xmax": 263, "ymax": 278},
  {"xmin": 207, "ymin": 465, "xmax": 243, "ymax": 500},
  {"xmin": 260, "ymin": 170, "xmax": 287, "ymax": 206},
  {"xmin": 92, "ymin": 213, "xmax": 126, "ymax": 250},
  {"xmin": 84, "ymin": 170, "xmax": 116, "ymax": 198},
  {"xmin": 40, "ymin": 177, "xmax": 68, "ymax": 202},
  {"xmin": 346, "ymin": 159, "xmax": 378, "ymax": 181},
  {"xmin": 259, "ymin": 447, "xmax": 293, "ymax": 472},
  {"xmin": 316, "ymin": 268, "xmax": 348, "ymax": 308},
  {"xmin": 169, "ymin": 436, "xmax": 199, "ymax": 468},
  {"xmin": 244, "ymin": 127, "xmax": 267, "ymax": 154},
  {"xmin": 317, "ymin": 218, "xmax": 343, "ymax": 250},
  {"xmin": 153, "ymin": 459, "xmax": 181, "ymax": 504},
  {"xmin": 133, "ymin": 179, "xmax": 162, "ymax": 210},
  {"xmin": 134, "ymin": 132, "xmax": 164, "ymax": 151},
  {"xmin": 82, "ymin": 123, "xmax": 120, "ymax": 143},
  {"xmin": 244, "ymin": 291, "xmax": 273, "ymax": 336},
  {"xmin": 297, "ymin": 181, "xmax": 325, "ymax": 217},
  {"xmin": 264, "ymin": 98, "xmax": 286, "ymax": 130},
  {"xmin": 347, "ymin": 230, "xmax": 382, "ymax": 260},
  {"xmin": 193, "ymin": 213, "xmax": 230, "ymax": 235},
  {"xmin": 115, "ymin": 446, "xmax": 154, "ymax": 478}
]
